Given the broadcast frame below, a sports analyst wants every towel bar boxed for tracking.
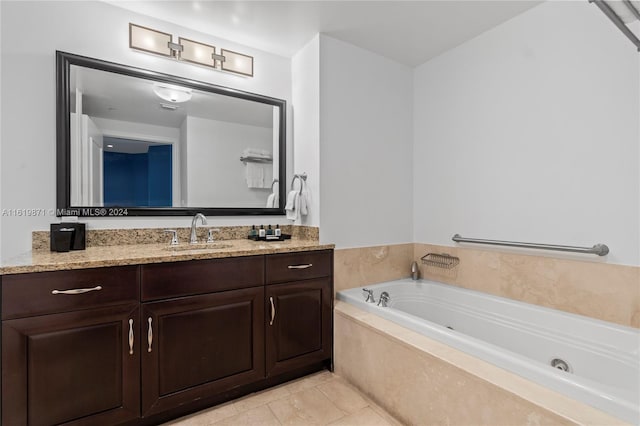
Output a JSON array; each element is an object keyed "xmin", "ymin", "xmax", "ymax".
[{"xmin": 290, "ymin": 173, "xmax": 307, "ymax": 195}]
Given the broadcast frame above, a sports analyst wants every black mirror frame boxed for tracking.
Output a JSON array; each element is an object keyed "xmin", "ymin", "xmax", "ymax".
[{"xmin": 56, "ymin": 51, "xmax": 286, "ymax": 217}]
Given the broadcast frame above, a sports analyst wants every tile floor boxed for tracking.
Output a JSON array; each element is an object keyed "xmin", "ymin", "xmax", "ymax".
[{"xmin": 163, "ymin": 370, "xmax": 402, "ymax": 426}]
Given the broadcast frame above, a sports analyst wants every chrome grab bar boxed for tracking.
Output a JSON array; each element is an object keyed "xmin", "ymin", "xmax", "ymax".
[
  {"xmin": 452, "ymin": 234, "xmax": 609, "ymax": 256},
  {"xmin": 52, "ymin": 285, "xmax": 102, "ymax": 295}
]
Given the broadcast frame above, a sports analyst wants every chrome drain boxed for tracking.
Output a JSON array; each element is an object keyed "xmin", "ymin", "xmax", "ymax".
[{"xmin": 550, "ymin": 358, "xmax": 572, "ymax": 373}]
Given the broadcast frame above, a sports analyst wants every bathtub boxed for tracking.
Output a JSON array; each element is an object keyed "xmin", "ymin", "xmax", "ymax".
[{"xmin": 337, "ymin": 279, "xmax": 640, "ymax": 424}]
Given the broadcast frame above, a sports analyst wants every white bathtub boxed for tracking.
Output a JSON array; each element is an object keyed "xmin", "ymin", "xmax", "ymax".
[{"xmin": 337, "ymin": 279, "xmax": 640, "ymax": 424}]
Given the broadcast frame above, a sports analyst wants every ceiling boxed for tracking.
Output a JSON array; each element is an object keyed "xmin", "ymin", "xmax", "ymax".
[{"xmin": 104, "ymin": 1, "xmax": 542, "ymax": 66}]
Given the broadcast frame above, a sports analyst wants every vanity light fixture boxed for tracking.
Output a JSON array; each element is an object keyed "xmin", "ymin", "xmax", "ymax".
[
  {"xmin": 220, "ymin": 49, "xmax": 254, "ymax": 77},
  {"xmin": 129, "ymin": 23, "xmax": 176, "ymax": 57},
  {"xmin": 129, "ymin": 23, "xmax": 254, "ymax": 77}
]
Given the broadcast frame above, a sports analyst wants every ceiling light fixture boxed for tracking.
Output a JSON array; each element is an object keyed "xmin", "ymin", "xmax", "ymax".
[
  {"xmin": 153, "ymin": 83, "xmax": 192, "ymax": 103},
  {"xmin": 129, "ymin": 23, "xmax": 254, "ymax": 77}
]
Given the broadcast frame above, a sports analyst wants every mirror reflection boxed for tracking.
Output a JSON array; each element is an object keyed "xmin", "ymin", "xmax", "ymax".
[{"xmin": 68, "ymin": 64, "xmax": 280, "ymax": 209}]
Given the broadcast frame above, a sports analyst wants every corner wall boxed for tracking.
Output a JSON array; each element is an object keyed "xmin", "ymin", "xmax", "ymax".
[
  {"xmin": 292, "ymin": 35, "xmax": 321, "ymax": 227},
  {"xmin": 318, "ymin": 35, "xmax": 414, "ymax": 249}
]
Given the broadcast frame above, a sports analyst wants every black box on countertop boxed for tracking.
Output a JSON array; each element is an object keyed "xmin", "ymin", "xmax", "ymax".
[{"xmin": 50, "ymin": 223, "xmax": 86, "ymax": 252}]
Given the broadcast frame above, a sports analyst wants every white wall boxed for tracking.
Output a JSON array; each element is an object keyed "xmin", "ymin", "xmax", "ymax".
[
  {"xmin": 413, "ymin": 1, "xmax": 640, "ymax": 266},
  {"xmin": 0, "ymin": 0, "xmax": 292, "ymax": 260},
  {"xmin": 319, "ymin": 35, "xmax": 414, "ymax": 248},
  {"xmin": 183, "ymin": 116, "xmax": 273, "ymax": 207},
  {"xmin": 291, "ymin": 35, "xmax": 320, "ymax": 227}
]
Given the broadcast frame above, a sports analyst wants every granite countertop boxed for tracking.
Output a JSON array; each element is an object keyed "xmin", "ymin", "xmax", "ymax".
[{"xmin": 0, "ymin": 239, "xmax": 334, "ymax": 275}]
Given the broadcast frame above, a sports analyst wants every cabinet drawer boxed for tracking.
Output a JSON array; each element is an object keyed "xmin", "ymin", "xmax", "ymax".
[
  {"xmin": 2, "ymin": 266, "xmax": 139, "ymax": 320},
  {"xmin": 266, "ymin": 250, "xmax": 332, "ymax": 284},
  {"xmin": 141, "ymin": 256, "xmax": 264, "ymax": 301}
]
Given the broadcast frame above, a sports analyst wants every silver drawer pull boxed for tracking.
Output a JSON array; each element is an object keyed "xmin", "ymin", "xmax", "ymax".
[
  {"xmin": 287, "ymin": 264, "xmax": 313, "ymax": 269},
  {"xmin": 269, "ymin": 297, "xmax": 276, "ymax": 326},
  {"xmin": 128, "ymin": 319, "xmax": 134, "ymax": 355},
  {"xmin": 147, "ymin": 317, "xmax": 153, "ymax": 353},
  {"xmin": 51, "ymin": 285, "xmax": 102, "ymax": 295}
]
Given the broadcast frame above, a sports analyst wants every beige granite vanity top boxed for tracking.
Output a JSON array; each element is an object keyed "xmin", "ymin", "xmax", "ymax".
[{"xmin": 0, "ymin": 239, "xmax": 334, "ymax": 275}]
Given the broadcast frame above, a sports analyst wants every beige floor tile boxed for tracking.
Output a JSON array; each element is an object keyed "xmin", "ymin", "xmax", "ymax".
[
  {"xmin": 268, "ymin": 387, "xmax": 346, "ymax": 425},
  {"xmin": 328, "ymin": 407, "xmax": 392, "ymax": 426},
  {"xmin": 282, "ymin": 369, "xmax": 335, "ymax": 394},
  {"xmin": 316, "ymin": 378, "xmax": 369, "ymax": 414},
  {"xmin": 213, "ymin": 405, "xmax": 280, "ymax": 426},
  {"xmin": 163, "ymin": 402, "xmax": 238, "ymax": 426},
  {"xmin": 232, "ymin": 384, "xmax": 291, "ymax": 412}
]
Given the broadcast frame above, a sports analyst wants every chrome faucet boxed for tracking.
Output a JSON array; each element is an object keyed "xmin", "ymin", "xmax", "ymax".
[
  {"xmin": 411, "ymin": 261, "xmax": 419, "ymax": 280},
  {"xmin": 377, "ymin": 292, "xmax": 390, "ymax": 307},
  {"xmin": 190, "ymin": 213, "xmax": 207, "ymax": 244},
  {"xmin": 363, "ymin": 288, "xmax": 376, "ymax": 303}
]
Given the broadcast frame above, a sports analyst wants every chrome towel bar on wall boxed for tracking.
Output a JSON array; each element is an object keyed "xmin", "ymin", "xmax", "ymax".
[{"xmin": 452, "ymin": 234, "xmax": 610, "ymax": 256}]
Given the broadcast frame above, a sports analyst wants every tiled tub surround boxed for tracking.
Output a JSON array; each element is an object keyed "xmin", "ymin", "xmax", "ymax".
[
  {"xmin": 414, "ymin": 243, "xmax": 640, "ymax": 329},
  {"xmin": 337, "ymin": 280, "xmax": 639, "ymax": 424},
  {"xmin": 31, "ymin": 225, "xmax": 319, "ymax": 251},
  {"xmin": 335, "ymin": 302, "xmax": 628, "ymax": 426},
  {"xmin": 333, "ymin": 244, "xmax": 414, "ymax": 294},
  {"xmin": 332, "ymin": 243, "xmax": 639, "ymax": 328}
]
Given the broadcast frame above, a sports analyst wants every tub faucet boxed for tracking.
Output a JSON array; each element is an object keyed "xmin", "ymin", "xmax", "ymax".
[
  {"xmin": 411, "ymin": 261, "xmax": 419, "ymax": 280},
  {"xmin": 362, "ymin": 288, "xmax": 376, "ymax": 303},
  {"xmin": 377, "ymin": 292, "xmax": 390, "ymax": 307},
  {"xmin": 190, "ymin": 213, "xmax": 207, "ymax": 244}
]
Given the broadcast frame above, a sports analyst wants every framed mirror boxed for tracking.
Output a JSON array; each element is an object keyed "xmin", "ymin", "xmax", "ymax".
[{"xmin": 56, "ymin": 51, "xmax": 286, "ymax": 217}]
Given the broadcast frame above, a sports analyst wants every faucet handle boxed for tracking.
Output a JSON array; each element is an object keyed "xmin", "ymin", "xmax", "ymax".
[
  {"xmin": 377, "ymin": 291, "xmax": 390, "ymax": 307},
  {"xmin": 362, "ymin": 288, "xmax": 376, "ymax": 303},
  {"xmin": 207, "ymin": 228, "xmax": 221, "ymax": 243},
  {"xmin": 164, "ymin": 229, "xmax": 179, "ymax": 246}
]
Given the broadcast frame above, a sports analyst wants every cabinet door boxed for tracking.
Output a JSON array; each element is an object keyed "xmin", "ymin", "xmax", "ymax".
[
  {"xmin": 2, "ymin": 304, "xmax": 140, "ymax": 426},
  {"xmin": 266, "ymin": 278, "xmax": 332, "ymax": 377},
  {"xmin": 141, "ymin": 286, "xmax": 264, "ymax": 417}
]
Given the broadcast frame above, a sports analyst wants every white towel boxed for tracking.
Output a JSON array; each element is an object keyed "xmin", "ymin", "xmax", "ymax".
[
  {"xmin": 242, "ymin": 148, "xmax": 272, "ymax": 160},
  {"xmin": 245, "ymin": 162, "xmax": 264, "ymax": 188},
  {"xmin": 299, "ymin": 180, "xmax": 309, "ymax": 215},
  {"xmin": 266, "ymin": 193, "xmax": 276, "ymax": 208},
  {"xmin": 285, "ymin": 190, "xmax": 299, "ymax": 221}
]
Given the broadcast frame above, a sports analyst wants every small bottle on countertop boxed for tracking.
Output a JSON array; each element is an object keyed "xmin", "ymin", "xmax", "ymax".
[
  {"xmin": 274, "ymin": 224, "xmax": 281, "ymax": 237},
  {"xmin": 249, "ymin": 225, "xmax": 257, "ymax": 237},
  {"xmin": 267, "ymin": 224, "xmax": 273, "ymax": 235},
  {"xmin": 259, "ymin": 225, "xmax": 266, "ymax": 238}
]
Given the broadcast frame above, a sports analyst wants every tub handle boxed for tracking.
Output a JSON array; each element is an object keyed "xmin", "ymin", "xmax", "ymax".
[
  {"xmin": 377, "ymin": 291, "xmax": 390, "ymax": 307},
  {"xmin": 363, "ymin": 288, "xmax": 376, "ymax": 303}
]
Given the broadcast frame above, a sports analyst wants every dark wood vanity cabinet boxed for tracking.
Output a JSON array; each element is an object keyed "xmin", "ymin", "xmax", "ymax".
[
  {"xmin": 1, "ymin": 266, "xmax": 140, "ymax": 426},
  {"xmin": 265, "ymin": 250, "xmax": 333, "ymax": 377},
  {"xmin": 1, "ymin": 250, "xmax": 333, "ymax": 425},
  {"xmin": 139, "ymin": 256, "xmax": 266, "ymax": 417}
]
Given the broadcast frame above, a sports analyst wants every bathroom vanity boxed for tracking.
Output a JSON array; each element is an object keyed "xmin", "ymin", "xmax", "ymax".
[{"xmin": 0, "ymin": 243, "xmax": 333, "ymax": 425}]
